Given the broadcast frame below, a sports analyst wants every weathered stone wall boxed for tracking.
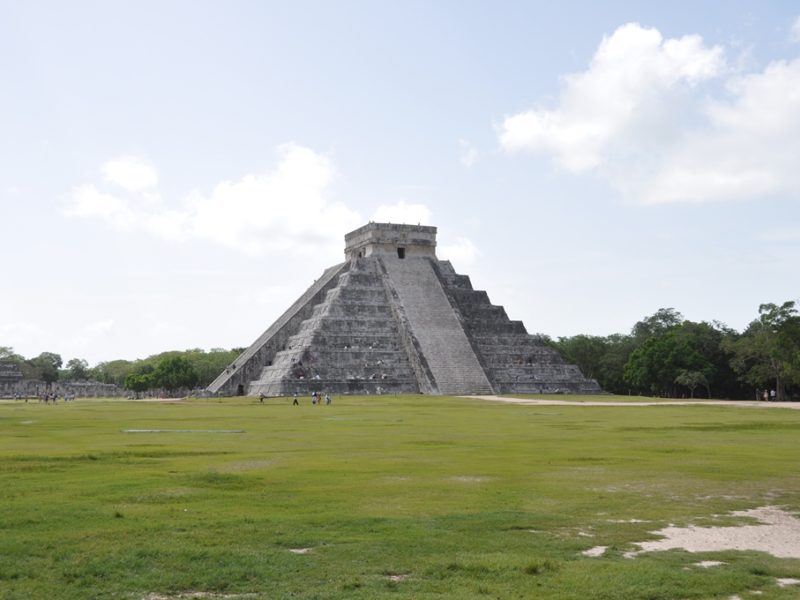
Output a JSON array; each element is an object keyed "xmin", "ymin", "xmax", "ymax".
[
  {"xmin": 0, "ymin": 361, "xmax": 23, "ymax": 384},
  {"xmin": 1, "ymin": 380, "xmax": 125, "ymax": 398},
  {"xmin": 344, "ymin": 222, "xmax": 437, "ymax": 260}
]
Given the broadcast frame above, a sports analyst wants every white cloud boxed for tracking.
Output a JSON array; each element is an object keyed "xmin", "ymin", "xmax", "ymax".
[
  {"xmin": 438, "ymin": 235, "xmax": 481, "ymax": 267},
  {"xmin": 791, "ymin": 16, "xmax": 800, "ymax": 42},
  {"xmin": 104, "ymin": 156, "xmax": 158, "ymax": 192},
  {"xmin": 187, "ymin": 144, "xmax": 359, "ymax": 255},
  {"xmin": 371, "ymin": 201, "xmax": 432, "ymax": 225},
  {"xmin": 499, "ymin": 22, "xmax": 800, "ymax": 203},
  {"xmin": 459, "ymin": 138, "xmax": 479, "ymax": 167},
  {"xmin": 65, "ymin": 148, "xmax": 461, "ymax": 269},
  {"xmin": 64, "ymin": 185, "xmax": 134, "ymax": 224},
  {"xmin": 645, "ymin": 58, "xmax": 800, "ymax": 203},
  {"xmin": 501, "ymin": 23, "xmax": 725, "ymax": 172},
  {"xmin": 64, "ymin": 144, "xmax": 363, "ymax": 256}
]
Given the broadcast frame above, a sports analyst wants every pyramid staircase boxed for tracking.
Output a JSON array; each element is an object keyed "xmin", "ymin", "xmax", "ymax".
[{"xmin": 380, "ymin": 256, "xmax": 493, "ymax": 395}]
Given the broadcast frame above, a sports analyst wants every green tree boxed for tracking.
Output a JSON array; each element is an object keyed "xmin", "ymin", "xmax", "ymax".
[
  {"xmin": 181, "ymin": 348, "xmax": 239, "ymax": 388},
  {"xmin": 65, "ymin": 358, "xmax": 89, "ymax": 380},
  {"xmin": 632, "ymin": 308, "xmax": 683, "ymax": 341},
  {"xmin": 0, "ymin": 346, "xmax": 24, "ymax": 362},
  {"xmin": 151, "ymin": 356, "xmax": 199, "ymax": 392},
  {"xmin": 671, "ymin": 320, "xmax": 745, "ymax": 399},
  {"xmin": 128, "ymin": 348, "xmax": 239, "ymax": 389},
  {"xmin": 674, "ymin": 369, "xmax": 709, "ymax": 399},
  {"xmin": 725, "ymin": 301, "xmax": 800, "ymax": 401},
  {"xmin": 92, "ymin": 360, "xmax": 136, "ymax": 386},
  {"xmin": 27, "ymin": 352, "xmax": 63, "ymax": 386},
  {"xmin": 618, "ymin": 308, "xmax": 688, "ymax": 396},
  {"xmin": 624, "ymin": 327, "xmax": 713, "ymax": 397},
  {"xmin": 597, "ymin": 334, "xmax": 639, "ymax": 395},
  {"xmin": 124, "ymin": 373, "xmax": 152, "ymax": 397},
  {"xmin": 553, "ymin": 335, "xmax": 606, "ymax": 381},
  {"xmin": 553, "ymin": 334, "xmax": 637, "ymax": 394}
]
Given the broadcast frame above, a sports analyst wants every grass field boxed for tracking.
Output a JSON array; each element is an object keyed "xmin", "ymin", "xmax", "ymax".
[{"xmin": 2, "ymin": 394, "xmax": 800, "ymax": 599}]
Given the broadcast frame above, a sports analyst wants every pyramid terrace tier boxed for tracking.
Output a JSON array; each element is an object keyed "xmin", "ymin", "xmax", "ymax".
[{"xmin": 436, "ymin": 261, "xmax": 602, "ymax": 394}]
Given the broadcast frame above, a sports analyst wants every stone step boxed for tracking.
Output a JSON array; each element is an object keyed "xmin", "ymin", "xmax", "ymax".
[{"xmin": 381, "ymin": 256, "xmax": 493, "ymax": 395}]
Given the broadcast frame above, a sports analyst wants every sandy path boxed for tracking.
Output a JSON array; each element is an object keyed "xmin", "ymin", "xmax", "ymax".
[{"xmin": 464, "ymin": 395, "xmax": 800, "ymax": 409}]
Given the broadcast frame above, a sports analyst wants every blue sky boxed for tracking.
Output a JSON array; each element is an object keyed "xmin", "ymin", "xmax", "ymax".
[{"xmin": 2, "ymin": 1, "xmax": 799, "ymax": 365}]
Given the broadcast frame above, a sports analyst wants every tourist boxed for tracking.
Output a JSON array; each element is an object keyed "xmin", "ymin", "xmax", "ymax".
[
  {"xmin": 325, "ymin": 392, "xmax": 331, "ymax": 405},
  {"xmin": 292, "ymin": 391, "xmax": 299, "ymax": 405}
]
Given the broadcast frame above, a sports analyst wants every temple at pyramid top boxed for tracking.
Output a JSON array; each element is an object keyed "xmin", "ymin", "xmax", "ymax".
[
  {"xmin": 208, "ymin": 222, "xmax": 601, "ymax": 397},
  {"xmin": 344, "ymin": 222, "xmax": 437, "ymax": 260}
]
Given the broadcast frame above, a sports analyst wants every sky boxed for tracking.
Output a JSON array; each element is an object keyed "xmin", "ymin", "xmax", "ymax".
[{"xmin": 2, "ymin": 1, "xmax": 800, "ymax": 366}]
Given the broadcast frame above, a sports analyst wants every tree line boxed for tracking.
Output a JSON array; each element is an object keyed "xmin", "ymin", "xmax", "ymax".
[
  {"xmin": 0, "ymin": 347, "xmax": 242, "ymax": 394},
  {"xmin": 548, "ymin": 301, "xmax": 800, "ymax": 400}
]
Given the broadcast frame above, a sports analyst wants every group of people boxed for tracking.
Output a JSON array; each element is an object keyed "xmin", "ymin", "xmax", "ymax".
[
  {"xmin": 292, "ymin": 391, "xmax": 331, "ymax": 405},
  {"xmin": 761, "ymin": 389, "xmax": 777, "ymax": 401},
  {"xmin": 33, "ymin": 392, "xmax": 75, "ymax": 403},
  {"xmin": 259, "ymin": 391, "xmax": 332, "ymax": 405}
]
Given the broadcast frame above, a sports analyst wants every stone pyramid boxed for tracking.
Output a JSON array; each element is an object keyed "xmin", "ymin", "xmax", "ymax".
[{"xmin": 208, "ymin": 223, "xmax": 601, "ymax": 396}]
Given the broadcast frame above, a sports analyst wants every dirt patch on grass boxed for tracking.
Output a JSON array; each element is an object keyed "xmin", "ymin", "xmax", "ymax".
[
  {"xmin": 288, "ymin": 547, "xmax": 313, "ymax": 554},
  {"xmin": 582, "ymin": 546, "xmax": 607, "ymax": 557},
  {"xmin": 630, "ymin": 506, "xmax": 800, "ymax": 558},
  {"xmin": 695, "ymin": 560, "xmax": 726, "ymax": 568}
]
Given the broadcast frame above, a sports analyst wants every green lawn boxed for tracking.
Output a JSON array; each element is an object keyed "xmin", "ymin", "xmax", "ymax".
[
  {"xmin": 498, "ymin": 393, "xmax": 757, "ymax": 403},
  {"xmin": 2, "ymin": 395, "xmax": 800, "ymax": 599}
]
